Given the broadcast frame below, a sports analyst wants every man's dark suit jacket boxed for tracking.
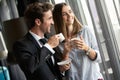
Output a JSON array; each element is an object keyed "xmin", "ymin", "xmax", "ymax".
[{"xmin": 13, "ymin": 32, "xmax": 63, "ymax": 80}]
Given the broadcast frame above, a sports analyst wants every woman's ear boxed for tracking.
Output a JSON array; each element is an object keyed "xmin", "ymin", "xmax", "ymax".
[{"xmin": 35, "ymin": 18, "xmax": 41, "ymax": 26}]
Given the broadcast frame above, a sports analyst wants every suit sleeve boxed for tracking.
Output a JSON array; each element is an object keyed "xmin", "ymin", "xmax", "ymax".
[{"xmin": 13, "ymin": 41, "xmax": 53, "ymax": 74}]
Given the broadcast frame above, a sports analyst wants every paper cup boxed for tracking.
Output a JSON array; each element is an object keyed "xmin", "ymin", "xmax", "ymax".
[
  {"xmin": 58, "ymin": 33, "xmax": 65, "ymax": 42},
  {"xmin": 57, "ymin": 58, "xmax": 72, "ymax": 65}
]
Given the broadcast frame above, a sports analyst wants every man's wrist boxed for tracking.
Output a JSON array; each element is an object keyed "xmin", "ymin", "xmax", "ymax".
[{"xmin": 44, "ymin": 43, "xmax": 55, "ymax": 54}]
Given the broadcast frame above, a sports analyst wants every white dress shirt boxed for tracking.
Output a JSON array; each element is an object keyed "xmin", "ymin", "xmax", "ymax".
[{"xmin": 29, "ymin": 31, "xmax": 55, "ymax": 64}]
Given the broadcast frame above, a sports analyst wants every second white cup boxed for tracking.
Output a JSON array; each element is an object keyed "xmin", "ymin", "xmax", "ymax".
[{"xmin": 58, "ymin": 33, "xmax": 65, "ymax": 42}]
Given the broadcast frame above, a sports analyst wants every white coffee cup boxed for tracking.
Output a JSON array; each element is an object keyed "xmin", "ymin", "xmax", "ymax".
[
  {"xmin": 57, "ymin": 58, "xmax": 72, "ymax": 65},
  {"xmin": 70, "ymin": 38, "xmax": 80, "ymax": 48},
  {"xmin": 58, "ymin": 33, "xmax": 65, "ymax": 42}
]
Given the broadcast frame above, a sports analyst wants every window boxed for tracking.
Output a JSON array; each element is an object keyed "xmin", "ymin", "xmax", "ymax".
[
  {"xmin": 85, "ymin": 0, "xmax": 112, "ymax": 80},
  {"xmin": 54, "ymin": 0, "xmax": 65, "ymax": 4},
  {"xmin": 51, "ymin": 0, "xmax": 120, "ymax": 80},
  {"xmin": 105, "ymin": 0, "xmax": 120, "ymax": 55}
]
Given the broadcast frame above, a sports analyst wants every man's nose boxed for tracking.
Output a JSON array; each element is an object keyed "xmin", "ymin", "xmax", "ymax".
[{"xmin": 51, "ymin": 20, "xmax": 54, "ymax": 24}]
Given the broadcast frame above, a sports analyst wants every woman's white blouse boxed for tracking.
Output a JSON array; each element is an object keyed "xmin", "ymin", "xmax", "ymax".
[{"xmin": 59, "ymin": 26, "xmax": 103, "ymax": 80}]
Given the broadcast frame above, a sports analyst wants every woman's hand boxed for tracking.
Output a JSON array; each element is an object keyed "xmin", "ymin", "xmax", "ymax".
[
  {"xmin": 73, "ymin": 35, "xmax": 96, "ymax": 59},
  {"xmin": 59, "ymin": 63, "xmax": 71, "ymax": 72},
  {"xmin": 63, "ymin": 39, "xmax": 72, "ymax": 60},
  {"xmin": 73, "ymin": 35, "xmax": 88, "ymax": 51},
  {"xmin": 64, "ymin": 40, "xmax": 72, "ymax": 53}
]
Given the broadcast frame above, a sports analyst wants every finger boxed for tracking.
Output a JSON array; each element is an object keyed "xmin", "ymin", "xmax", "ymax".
[
  {"xmin": 80, "ymin": 35, "xmax": 83, "ymax": 40},
  {"xmin": 64, "ymin": 65, "xmax": 70, "ymax": 70}
]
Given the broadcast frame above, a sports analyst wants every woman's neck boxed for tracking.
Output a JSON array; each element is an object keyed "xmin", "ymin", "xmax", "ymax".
[{"xmin": 67, "ymin": 25, "xmax": 73, "ymax": 39}]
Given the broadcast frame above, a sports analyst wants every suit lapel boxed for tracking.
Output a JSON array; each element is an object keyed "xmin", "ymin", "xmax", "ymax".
[
  {"xmin": 26, "ymin": 32, "xmax": 60, "ymax": 79},
  {"xmin": 26, "ymin": 32, "xmax": 55, "ymax": 67},
  {"xmin": 46, "ymin": 55, "xmax": 54, "ymax": 68},
  {"xmin": 26, "ymin": 32, "xmax": 41, "ymax": 50},
  {"xmin": 46, "ymin": 57, "xmax": 58, "ymax": 76}
]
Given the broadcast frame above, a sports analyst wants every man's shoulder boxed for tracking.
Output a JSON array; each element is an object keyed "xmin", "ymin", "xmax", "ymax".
[{"xmin": 13, "ymin": 33, "xmax": 35, "ymax": 48}]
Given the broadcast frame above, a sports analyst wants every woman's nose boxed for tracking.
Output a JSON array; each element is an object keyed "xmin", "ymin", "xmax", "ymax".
[{"xmin": 67, "ymin": 13, "xmax": 71, "ymax": 17}]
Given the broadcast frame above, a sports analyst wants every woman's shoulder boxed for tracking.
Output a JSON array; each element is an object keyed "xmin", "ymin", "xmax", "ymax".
[
  {"xmin": 81, "ymin": 25, "xmax": 91, "ymax": 31},
  {"xmin": 78, "ymin": 25, "xmax": 91, "ymax": 34}
]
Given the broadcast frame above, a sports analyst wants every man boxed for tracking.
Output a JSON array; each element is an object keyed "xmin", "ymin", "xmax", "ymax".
[{"xmin": 13, "ymin": 2, "xmax": 63, "ymax": 80}]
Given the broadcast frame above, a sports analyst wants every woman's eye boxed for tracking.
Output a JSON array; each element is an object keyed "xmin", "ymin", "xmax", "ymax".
[
  {"xmin": 69, "ymin": 10, "xmax": 73, "ymax": 13},
  {"xmin": 62, "ymin": 13, "xmax": 67, "ymax": 16}
]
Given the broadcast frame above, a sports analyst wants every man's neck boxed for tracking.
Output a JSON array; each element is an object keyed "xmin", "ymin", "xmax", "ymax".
[{"xmin": 30, "ymin": 27, "xmax": 44, "ymax": 38}]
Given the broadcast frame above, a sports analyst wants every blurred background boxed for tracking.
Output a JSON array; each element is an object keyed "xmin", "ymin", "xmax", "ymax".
[{"xmin": 0, "ymin": 0, "xmax": 120, "ymax": 80}]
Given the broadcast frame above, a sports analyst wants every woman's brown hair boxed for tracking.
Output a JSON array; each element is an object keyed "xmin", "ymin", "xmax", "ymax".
[{"xmin": 53, "ymin": 2, "xmax": 82, "ymax": 39}]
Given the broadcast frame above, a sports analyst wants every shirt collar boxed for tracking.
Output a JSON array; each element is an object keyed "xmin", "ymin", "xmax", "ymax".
[{"xmin": 29, "ymin": 30, "xmax": 44, "ymax": 41}]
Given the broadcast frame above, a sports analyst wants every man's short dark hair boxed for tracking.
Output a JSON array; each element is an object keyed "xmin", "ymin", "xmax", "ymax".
[{"xmin": 24, "ymin": 2, "xmax": 53, "ymax": 29}]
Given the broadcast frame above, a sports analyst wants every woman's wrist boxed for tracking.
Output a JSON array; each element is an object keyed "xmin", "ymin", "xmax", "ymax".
[
  {"xmin": 85, "ymin": 47, "xmax": 97, "ymax": 60},
  {"xmin": 63, "ymin": 51, "xmax": 69, "ymax": 60},
  {"xmin": 63, "ymin": 54, "xmax": 69, "ymax": 60},
  {"xmin": 86, "ymin": 47, "xmax": 91, "ymax": 55}
]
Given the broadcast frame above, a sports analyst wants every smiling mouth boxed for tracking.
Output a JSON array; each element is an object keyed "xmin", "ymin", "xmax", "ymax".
[
  {"xmin": 67, "ymin": 18, "xmax": 74, "ymax": 21},
  {"xmin": 67, "ymin": 19, "xmax": 73, "ymax": 22}
]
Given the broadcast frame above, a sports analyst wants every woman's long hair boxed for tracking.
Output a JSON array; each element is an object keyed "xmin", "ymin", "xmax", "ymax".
[{"xmin": 53, "ymin": 2, "xmax": 82, "ymax": 39}]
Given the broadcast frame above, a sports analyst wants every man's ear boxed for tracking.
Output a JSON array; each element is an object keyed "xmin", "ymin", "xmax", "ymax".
[{"xmin": 35, "ymin": 18, "xmax": 41, "ymax": 26}]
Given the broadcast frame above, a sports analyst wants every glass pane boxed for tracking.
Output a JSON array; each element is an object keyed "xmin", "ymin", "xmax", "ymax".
[
  {"xmin": 105, "ymin": 0, "xmax": 120, "ymax": 58},
  {"xmin": 88, "ymin": 0, "xmax": 114, "ymax": 80},
  {"xmin": 54, "ymin": 0, "xmax": 65, "ymax": 4},
  {"xmin": 88, "ymin": 0, "xmax": 109, "ymax": 60},
  {"xmin": 80, "ymin": 0, "xmax": 95, "ymax": 34},
  {"xmin": 114, "ymin": 0, "xmax": 120, "ymax": 19}
]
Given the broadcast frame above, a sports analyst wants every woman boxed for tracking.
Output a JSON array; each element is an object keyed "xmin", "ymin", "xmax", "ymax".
[{"xmin": 53, "ymin": 2, "xmax": 103, "ymax": 80}]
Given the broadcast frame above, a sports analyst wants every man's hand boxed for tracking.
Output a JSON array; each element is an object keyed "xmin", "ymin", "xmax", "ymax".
[
  {"xmin": 59, "ymin": 63, "xmax": 71, "ymax": 72},
  {"xmin": 47, "ymin": 35, "xmax": 60, "ymax": 48}
]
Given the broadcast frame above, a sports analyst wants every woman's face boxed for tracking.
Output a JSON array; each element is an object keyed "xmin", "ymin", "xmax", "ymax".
[{"xmin": 62, "ymin": 5, "xmax": 74, "ymax": 26}]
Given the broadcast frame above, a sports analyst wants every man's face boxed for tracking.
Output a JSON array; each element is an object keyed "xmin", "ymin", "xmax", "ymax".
[{"xmin": 40, "ymin": 10, "xmax": 54, "ymax": 34}]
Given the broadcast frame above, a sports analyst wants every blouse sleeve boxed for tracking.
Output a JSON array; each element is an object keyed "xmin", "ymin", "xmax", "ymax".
[{"xmin": 83, "ymin": 26, "xmax": 102, "ymax": 63}]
